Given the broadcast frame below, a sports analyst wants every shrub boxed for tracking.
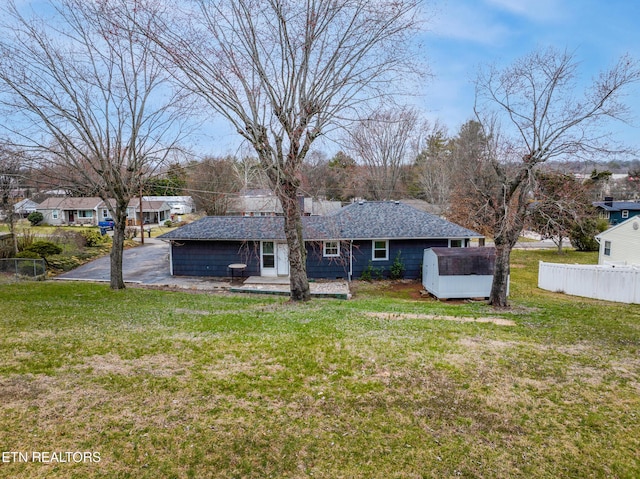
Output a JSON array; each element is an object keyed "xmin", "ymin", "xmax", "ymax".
[
  {"xmin": 23, "ymin": 241, "xmax": 63, "ymax": 263},
  {"xmin": 27, "ymin": 211, "xmax": 43, "ymax": 226},
  {"xmin": 17, "ymin": 229, "xmax": 35, "ymax": 251},
  {"xmin": 124, "ymin": 226, "xmax": 139, "ymax": 239},
  {"xmin": 81, "ymin": 229, "xmax": 108, "ymax": 247},
  {"xmin": 15, "ymin": 250, "xmax": 41, "ymax": 259},
  {"xmin": 570, "ymin": 218, "xmax": 609, "ymax": 251},
  {"xmin": 361, "ymin": 261, "xmax": 384, "ymax": 281},
  {"xmin": 164, "ymin": 220, "xmax": 173, "ymax": 227},
  {"xmin": 389, "ymin": 251, "xmax": 405, "ymax": 280}
]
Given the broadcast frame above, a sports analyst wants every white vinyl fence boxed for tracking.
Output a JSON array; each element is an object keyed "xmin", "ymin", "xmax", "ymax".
[{"xmin": 538, "ymin": 261, "xmax": 640, "ymax": 304}]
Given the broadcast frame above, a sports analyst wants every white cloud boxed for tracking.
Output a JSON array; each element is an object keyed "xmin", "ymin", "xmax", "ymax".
[
  {"xmin": 484, "ymin": 0, "xmax": 566, "ymax": 22},
  {"xmin": 429, "ymin": 1, "xmax": 512, "ymax": 45}
]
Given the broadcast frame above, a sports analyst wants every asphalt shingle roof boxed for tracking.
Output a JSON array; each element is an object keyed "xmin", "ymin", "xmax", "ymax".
[
  {"xmin": 159, "ymin": 201, "xmax": 482, "ymax": 242},
  {"xmin": 593, "ymin": 201, "xmax": 640, "ymax": 212}
]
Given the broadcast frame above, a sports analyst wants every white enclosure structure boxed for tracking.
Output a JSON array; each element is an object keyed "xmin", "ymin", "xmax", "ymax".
[{"xmin": 422, "ymin": 247, "xmax": 501, "ymax": 299}]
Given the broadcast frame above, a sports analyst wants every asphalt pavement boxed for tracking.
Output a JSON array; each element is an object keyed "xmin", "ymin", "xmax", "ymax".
[{"xmin": 54, "ymin": 236, "xmax": 201, "ymax": 286}]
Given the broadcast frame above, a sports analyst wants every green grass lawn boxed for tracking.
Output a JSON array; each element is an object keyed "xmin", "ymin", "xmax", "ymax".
[{"xmin": 1, "ymin": 249, "xmax": 638, "ymax": 478}]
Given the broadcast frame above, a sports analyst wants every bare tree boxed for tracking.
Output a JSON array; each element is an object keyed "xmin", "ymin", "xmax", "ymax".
[
  {"xmin": 472, "ymin": 48, "xmax": 640, "ymax": 307},
  {"xmin": 412, "ymin": 121, "xmax": 452, "ymax": 207},
  {"xmin": 345, "ymin": 107, "xmax": 420, "ymax": 200},
  {"xmin": 0, "ymin": 0, "xmax": 190, "ymax": 289},
  {"xmin": 138, "ymin": 0, "xmax": 423, "ymax": 300},
  {"xmin": 186, "ymin": 156, "xmax": 242, "ymax": 215},
  {"xmin": 0, "ymin": 145, "xmax": 22, "ymax": 255}
]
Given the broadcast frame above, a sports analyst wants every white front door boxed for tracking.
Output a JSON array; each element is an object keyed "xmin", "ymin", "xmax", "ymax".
[{"xmin": 277, "ymin": 242, "xmax": 289, "ymax": 276}]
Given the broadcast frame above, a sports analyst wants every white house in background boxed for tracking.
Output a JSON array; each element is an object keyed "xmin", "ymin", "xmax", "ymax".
[
  {"xmin": 13, "ymin": 198, "xmax": 39, "ymax": 217},
  {"xmin": 143, "ymin": 196, "xmax": 195, "ymax": 216},
  {"xmin": 595, "ymin": 216, "xmax": 640, "ymax": 266}
]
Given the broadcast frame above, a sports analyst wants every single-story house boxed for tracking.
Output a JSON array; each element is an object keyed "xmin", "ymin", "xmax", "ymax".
[
  {"xmin": 143, "ymin": 196, "xmax": 195, "ymax": 216},
  {"xmin": 593, "ymin": 198, "xmax": 640, "ymax": 225},
  {"xmin": 127, "ymin": 199, "xmax": 172, "ymax": 225},
  {"xmin": 159, "ymin": 200, "xmax": 483, "ymax": 280},
  {"xmin": 595, "ymin": 216, "xmax": 640, "ymax": 266},
  {"xmin": 37, "ymin": 197, "xmax": 171, "ymax": 226},
  {"xmin": 37, "ymin": 197, "xmax": 105, "ymax": 226},
  {"xmin": 13, "ymin": 198, "xmax": 39, "ymax": 218},
  {"xmin": 227, "ymin": 188, "xmax": 342, "ymax": 217}
]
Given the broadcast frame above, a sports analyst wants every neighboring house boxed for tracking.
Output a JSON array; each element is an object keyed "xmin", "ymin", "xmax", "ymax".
[
  {"xmin": 127, "ymin": 199, "xmax": 172, "ymax": 225},
  {"xmin": 37, "ymin": 197, "xmax": 104, "ymax": 226},
  {"xmin": 593, "ymin": 198, "xmax": 640, "ymax": 225},
  {"xmin": 595, "ymin": 216, "xmax": 640, "ymax": 265},
  {"xmin": 159, "ymin": 200, "xmax": 483, "ymax": 281},
  {"xmin": 228, "ymin": 188, "xmax": 341, "ymax": 217},
  {"xmin": 13, "ymin": 199, "xmax": 39, "ymax": 218},
  {"xmin": 37, "ymin": 197, "xmax": 171, "ymax": 226},
  {"xmin": 227, "ymin": 189, "xmax": 283, "ymax": 216},
  {"xmin": 143, "ymin": 196, "xmax": 195, "ymax": 216},
  {"xmin": 303, "ymin": 197, "xmax": 343, "ymax": 216}
]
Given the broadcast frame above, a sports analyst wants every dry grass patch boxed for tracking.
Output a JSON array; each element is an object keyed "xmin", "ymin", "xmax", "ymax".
[{"xmin": 364, "ymin": 311, "xmax": 516, "ymax": 326}]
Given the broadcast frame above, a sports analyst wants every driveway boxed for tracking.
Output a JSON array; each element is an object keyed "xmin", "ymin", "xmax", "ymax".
[{"xmin": 56, "ymin": 238, "xmax": 173, "ymax": 285}]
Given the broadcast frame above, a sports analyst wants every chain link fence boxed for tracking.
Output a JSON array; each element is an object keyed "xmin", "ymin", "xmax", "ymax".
[{"xmin": 0, "ymin": 258, "xmax": 47, "ymax": 280}]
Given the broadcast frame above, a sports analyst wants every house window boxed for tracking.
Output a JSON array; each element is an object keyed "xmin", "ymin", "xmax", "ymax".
[
  {"xmin": 604, "ymin": 241, "xmax": 611, "ymax": 256},
  {"xmin": 622, "ymin": 210, "xmax": 629, "ymax": 219},
  {"xmin": 103, "ymin": 209, "xmax": 109, "ymax": 218},
  {"xmin": 372, "ymin": 240, "xmax": 388, "ymax": 261},
  {"xmin": 449, "ymin": 239, "xmax": 464, "ymax": 247},
  {"xmin": 262, "ymin": 241, "xmax": 275, "ymax": 268},
  {"xmin": 78, "ymin": 210, "xmax": 93, "ymax": 218},
  {"xmin": 323, "ymin": 241, "xmax": 340, "ymax": 257},
  {"xmin": 52, "ymin": 210, "xmax": 59, "ymax": 219}
]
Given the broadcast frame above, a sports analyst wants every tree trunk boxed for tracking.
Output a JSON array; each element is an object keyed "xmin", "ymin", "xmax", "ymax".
[
  {"xmin": 278, "ymin": 185, "xmax": 311, "ymax": 301},
  {"xmin": 489, "ymin": 239, "xmax": 511, "ymax": 307},
  {"xmin": 109, "ymin": 203, "xmax": 128, "ymax": 290}
]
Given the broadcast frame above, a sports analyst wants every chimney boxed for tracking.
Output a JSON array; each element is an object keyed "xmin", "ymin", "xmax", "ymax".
[{"xmin": 604, "ymin": 196, "xmax": 614, "ymax": 207}]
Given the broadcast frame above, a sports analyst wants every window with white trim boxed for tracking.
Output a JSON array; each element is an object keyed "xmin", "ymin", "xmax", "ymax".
[
  {"xmin": 372, "ymin": 240, "xmax": 388, "ymax": 261},
  {"xmin": 78, "ymin": 210, "xmax": 93, "ymax": 218},
  {"xmin": 449, "ymin": 239, "xmax": 464, "ymax": 247},
  {"xmin": 262, "ymin": 241, "xmax": 275, "ymax": 268},
  {"xmin": 52, "ymin": 210, "xmax": 59, "ymax": 219},
  {"xmin": 622, "ymin": 210, "xmax": 629, "ymax": 219},
  {"xmin": 323, "ymin": 241, "xmax": 340, "ymax": 257},
  {"xmin": 604, "ymin": 240, "xmax": 611, "ymax": 256}
]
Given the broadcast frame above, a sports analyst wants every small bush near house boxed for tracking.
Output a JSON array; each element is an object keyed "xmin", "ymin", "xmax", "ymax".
[
  {"xmin": 570, "ymin": 217, "xmax": 609, "ymax": 251},
  {"xmin": 27, "ymin": 211, "xmax": 43, "ymax": 226},
  {"xmin": 361, "ymin": 261, "xmax": 384, "ymax": 281},
  {"xmin": 389, "ymin": 251, "xmax": 405, "ymax": 280}
]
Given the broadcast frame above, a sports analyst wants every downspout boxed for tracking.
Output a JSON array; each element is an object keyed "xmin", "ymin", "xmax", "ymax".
[
  {"xmin": 168, "ymin": 241, "xmax": 174, "ymax": 276},
  {"xmin": 349, "ymin": 240, "xmax": 353, "ymax": 282}
]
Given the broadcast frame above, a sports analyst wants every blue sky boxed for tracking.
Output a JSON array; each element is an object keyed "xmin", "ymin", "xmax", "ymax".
[
  {"xmin": 419, "ymin": 0, "xmax": 640, "ymax": 156},
  {"xmin": 203, "ymin": 0, "xmax": 640, "ymax": 159}
]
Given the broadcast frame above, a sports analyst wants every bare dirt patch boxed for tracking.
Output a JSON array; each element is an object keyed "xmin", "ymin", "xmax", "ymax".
[{"xmin": 364, "ymin": 311, "xmax": 516, "ymax": 326}]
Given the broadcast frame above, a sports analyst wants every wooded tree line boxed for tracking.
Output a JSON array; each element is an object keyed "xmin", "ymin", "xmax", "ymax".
[{"xmin": 0, "ymin": 1, "xmax": 638, "ymax": 306}]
